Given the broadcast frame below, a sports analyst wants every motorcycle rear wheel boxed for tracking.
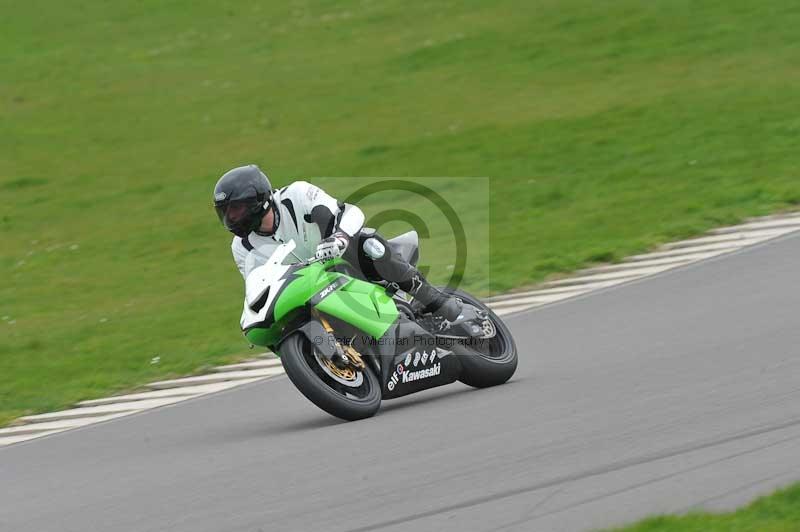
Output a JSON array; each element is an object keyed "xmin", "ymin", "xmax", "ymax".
[{"xmin": 441, "ymin": 288, "xmax": 518, "ymax": 388}]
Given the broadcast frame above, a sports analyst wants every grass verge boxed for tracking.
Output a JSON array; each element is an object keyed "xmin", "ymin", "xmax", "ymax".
[
  {"xmin": 608, "ymin": 482, "xmax": 800, "ymax": 531},
  {"xmin": 2, "ymin": 0, "xmax": 800, "ymax": 425}
]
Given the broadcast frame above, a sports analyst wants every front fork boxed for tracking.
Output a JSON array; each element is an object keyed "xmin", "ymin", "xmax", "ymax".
[{"xmin": 314, "ymin": 310, "xmax": 366, "ymax": 370}]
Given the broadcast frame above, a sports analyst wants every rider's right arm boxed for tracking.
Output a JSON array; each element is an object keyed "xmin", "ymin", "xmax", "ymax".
[{"xmin": 231, "ymin": 237, "xmax": 248, "ymax": 279}]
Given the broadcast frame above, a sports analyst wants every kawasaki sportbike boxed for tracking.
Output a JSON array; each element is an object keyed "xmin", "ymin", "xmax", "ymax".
[{"xmin": 240, "ymin": 231, "xmax": 517, "ymax": 420}]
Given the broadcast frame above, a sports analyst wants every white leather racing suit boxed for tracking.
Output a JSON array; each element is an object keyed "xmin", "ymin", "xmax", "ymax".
[
  {"xmin": 231, "ymin": 181, "xmax": 365, "ymax": 278},
  {"xmin": 230, "ymin": 180, "xmax": 462, "ymax": 320}
]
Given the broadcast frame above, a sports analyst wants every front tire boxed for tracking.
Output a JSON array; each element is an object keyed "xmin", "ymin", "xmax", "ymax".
[
  {"xmin": 279, "ymin": 332, "xmax": 382, "ymax": 421},
  {"xmin": 442, "ymin": 288, "xmax": 518, "ymax": 388}
]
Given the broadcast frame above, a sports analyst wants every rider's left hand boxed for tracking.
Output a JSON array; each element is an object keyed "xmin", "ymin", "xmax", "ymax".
[{"xmin": 315, "ymin": 231, "xmax": 349, "ymax": 261}]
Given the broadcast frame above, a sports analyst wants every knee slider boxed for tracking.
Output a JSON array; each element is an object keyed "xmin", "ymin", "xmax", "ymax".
[{"xmin": 362, "ymin": 237, "xmax": 386, "ymax": 260}]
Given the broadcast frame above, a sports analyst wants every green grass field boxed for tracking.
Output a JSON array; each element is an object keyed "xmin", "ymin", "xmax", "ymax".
[
  {"xmin": 609, "ymin": 482, "xmax": 800, "ymax": 531},
  {"xmin": 2, "ymin": 0, "xmax": 800, "ymax": 426}
]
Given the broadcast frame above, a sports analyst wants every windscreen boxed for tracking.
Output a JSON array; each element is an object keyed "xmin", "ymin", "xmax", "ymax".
[{"xmin": 243, "ymin": 240, "xmax": 299, "ymax": 278}]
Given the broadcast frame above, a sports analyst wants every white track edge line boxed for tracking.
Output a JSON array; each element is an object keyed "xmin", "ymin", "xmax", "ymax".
[{"xmin": 499, "ymin": 225, "xmax": 800, "ymax": 319}]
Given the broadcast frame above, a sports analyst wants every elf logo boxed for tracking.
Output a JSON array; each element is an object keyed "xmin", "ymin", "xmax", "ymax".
[{"xmin": 387, "ymin": 371, "xmax": 399, "ymax": 391}]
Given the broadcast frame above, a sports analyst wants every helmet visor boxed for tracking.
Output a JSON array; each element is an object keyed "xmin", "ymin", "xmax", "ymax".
[{"xmin": 215, "ymin": 199, "xmax": 264, "ymax": 237}]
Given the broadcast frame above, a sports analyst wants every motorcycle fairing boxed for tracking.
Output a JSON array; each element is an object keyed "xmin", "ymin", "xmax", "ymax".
[
  {"xmin": 241, "ymin": 241, "xmax": 400, "ymax": 347},
  {"xmin": 377, "ymin": 317, "xmax": 461, "ymax": 399}
]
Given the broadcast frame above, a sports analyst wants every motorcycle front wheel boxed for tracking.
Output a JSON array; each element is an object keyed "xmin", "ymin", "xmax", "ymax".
[{"xmin": 278, "ymin": 331, "xmax": 382, "ymax": 421}]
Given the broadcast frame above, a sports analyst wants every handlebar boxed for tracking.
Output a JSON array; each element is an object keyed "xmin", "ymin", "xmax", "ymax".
[{"xmin": 290, "ymin": 249, "xmax": 322, "ymax": 267}]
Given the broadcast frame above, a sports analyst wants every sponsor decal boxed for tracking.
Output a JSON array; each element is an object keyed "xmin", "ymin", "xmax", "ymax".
[
  {"xmin": 390, "ymin": 349, "xmax": 446, "ymax": 391},
  {"xmin": 387, "ymin": 371, "xmax": 399, "ymax": 391},
  {"xmin": 319, "ymin": 282, "xmax": 338, "ymax": 299},
  {"xmin": 401, "ymin": 363, "xmax": 441, "ymax": 383},
  {"xmin": 312, "ymin": 277, "xmax": 348, "ymax": 304},
  {"xmin": 215, "ymin": 192, "xmax": 227, "ymax": 201}
]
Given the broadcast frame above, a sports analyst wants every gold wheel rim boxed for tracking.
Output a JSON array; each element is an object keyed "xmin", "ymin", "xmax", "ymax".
[{"xmin": 319, "ymin": 356, "xmax": 358, "ymax": 381}]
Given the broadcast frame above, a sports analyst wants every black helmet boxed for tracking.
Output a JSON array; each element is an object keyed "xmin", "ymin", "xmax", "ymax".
[{"xmin": 213, "ymin": 165, "xmax": 273, "ymax": 237}]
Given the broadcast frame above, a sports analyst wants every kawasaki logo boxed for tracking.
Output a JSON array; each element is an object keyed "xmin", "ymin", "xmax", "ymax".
[
  {"xmin": 387, "ymin": 349, "xmax": 443, "ymax": 392},
  {"xmin": 401, "ymin": 363, "xmax": 441, "ymax": 383}
]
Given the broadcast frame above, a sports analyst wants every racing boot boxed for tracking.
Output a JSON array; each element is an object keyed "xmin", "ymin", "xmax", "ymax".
[
  {"xmin": 402, "ymin": 274, "xmax": 463, "ymax": 322},
  {"xmin": 363, "ymin": 236, "xmax": 462, "ymax": 322}
]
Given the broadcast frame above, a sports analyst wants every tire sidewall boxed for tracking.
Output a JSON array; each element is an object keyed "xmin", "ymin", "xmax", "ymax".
[
  {"xmin": 279, "ymin": 333, "xmax": 382, "ymax": 421},
  {"xmin": 442, "ymin": 288, "xmax": 519, "ymax": 388}
]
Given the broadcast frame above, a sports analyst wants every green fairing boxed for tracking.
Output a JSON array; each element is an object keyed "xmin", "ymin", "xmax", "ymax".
[
  {"xmin": 245, "ymin": 326, "xmax": 282, "ymax": 348},
  {"xmin": 315, "ymin": 277, "xmax": 398, "ymax": 339},
  {"xmin": 272, "ymin": 263, "xmax": 340, "ymax": 321},
  {"xmin": 243, "ymin": 265, "xmax": 333, "ymax": 349},
  {"xmin": 247, "ymin": 262, "xmax": 399, "ymax": 346}
]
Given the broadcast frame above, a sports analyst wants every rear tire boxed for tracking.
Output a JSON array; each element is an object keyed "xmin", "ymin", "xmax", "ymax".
[
  {"xmin": 441, "ymin": 288, "xmax": 518, "ymax": 388},
  {"xmin": 279, "ymin": 332, "xmax": 381, "ymax": 421}
]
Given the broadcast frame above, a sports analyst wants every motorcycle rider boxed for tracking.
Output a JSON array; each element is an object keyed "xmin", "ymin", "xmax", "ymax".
[{"xmin": 213, "ymin": 164, "xmax": 462, "ymax": 321}]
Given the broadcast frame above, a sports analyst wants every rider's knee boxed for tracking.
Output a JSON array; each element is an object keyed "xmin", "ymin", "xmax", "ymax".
[{"xmin": 362, "ymin": 237, "xmax": 387, "ymax": 261}]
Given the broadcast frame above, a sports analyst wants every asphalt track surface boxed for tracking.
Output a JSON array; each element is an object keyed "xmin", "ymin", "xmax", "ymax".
[{"xmin": 2, "ymin": 232, "xmax": 800, "ymax": 532}]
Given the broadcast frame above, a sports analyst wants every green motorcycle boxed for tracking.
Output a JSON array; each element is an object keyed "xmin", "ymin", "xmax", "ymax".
[{"xmin": 240, "ymin": 232, "xmax": 518, "ymax": 421}]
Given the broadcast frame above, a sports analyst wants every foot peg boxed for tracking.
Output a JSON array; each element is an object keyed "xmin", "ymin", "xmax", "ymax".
[{"xmin": 434, "ymin": 296, "xmax": 463, "ymax": 322}]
